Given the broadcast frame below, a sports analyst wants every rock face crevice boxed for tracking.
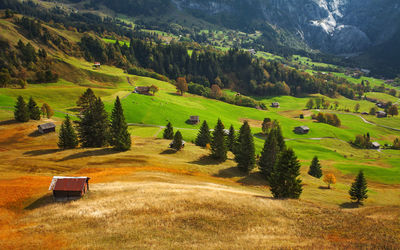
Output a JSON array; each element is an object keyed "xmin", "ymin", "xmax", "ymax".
[{"xmin": 172, "ymin": 0, "xmax": 400, "ymax": 54}]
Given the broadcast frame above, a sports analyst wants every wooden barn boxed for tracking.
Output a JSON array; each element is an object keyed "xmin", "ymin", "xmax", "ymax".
[
  {"xmin": 135, "ymin": 86, "xmax": 151, "ymax": 95},
  {"xmin": 93, "ymin": 62, "xmax": 101, "ymax": 68},
  {"xmin": 49, "ymin": 176, "xmax": 90, "ymax": 201},
  {"xmin": 294, "ymin": 126, "xmax": 310, "ymax": 134},
  {"xmin": 271, "ymin": 102, "xmax": 280, "ymax": 108},
  {"xmin": 376, "ymin": 111, "xmax": 387, "ymax": 118},
  {"xmin": 189, "ymin": 116, "xmax": 200, "ymax": 124},
  {"xmin": 38, "ymin": 123, "xmax": 56, "ymax": 134}
]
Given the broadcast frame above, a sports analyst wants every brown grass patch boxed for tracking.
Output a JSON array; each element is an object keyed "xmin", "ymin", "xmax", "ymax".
[{"xmin": 239, "ymin": 118, "xmax": 262, "ymax": 127}]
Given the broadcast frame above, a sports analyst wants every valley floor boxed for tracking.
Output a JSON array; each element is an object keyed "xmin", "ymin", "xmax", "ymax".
[{"xmin": 0, "ymin": 117, "xmax": 399, "ymax": 249}]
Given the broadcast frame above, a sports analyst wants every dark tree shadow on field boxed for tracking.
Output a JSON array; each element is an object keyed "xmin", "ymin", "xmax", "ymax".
[
  {"xmin": 318, "ymin": 186, "xmax": 331, "ymax": 190},
  {"xmin": 213, "ymin": 166, "xmax": 247, "ymax": 178},
  {"xmin": 166, "ymin": 92, "xmax": 182, "ymax": 97},
  {"xmin": 253, "ymin": 195, "xmax": 274, "ymax": 200},
  {"xmin": 57, "ymin": 148, "xmax": 119, "ymax": 162},
  {"xmin": 25, "ymin": 194, "xmax": 54, "ymax": 210},
  {"xmin": 28, "ymin": 130, "xmax": 46, "ymax": 137},
  {"xmin": 340, "ymin": 202, "xmax": 361, "ymax": 209},
  {"xmin": 160, "ymin": 149, "xmax": 177, "ymax": 154},
  {"xmin": 66, "ymin": 107, "xmax": 80, "ymax": 113},
  {"xmin": 254, "ymin": 133, "xmax": 267, "ymax": 140},
  {"xmin": 238, "ymin": 171, "xmax": 269, "ymax": 186},
  {"xmin": 24, "ymin": 148, "xmax": 59, "ymax": 156},
  {"xmin": 189, "ymin": 155, "xmax": 226, "ymax": 166},
  {"xmin": 0, "ymin": 119, "xmax": 18, "ymax": 126}
]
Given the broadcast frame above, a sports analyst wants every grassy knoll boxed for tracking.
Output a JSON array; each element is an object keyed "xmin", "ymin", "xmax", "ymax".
[{"xmin": 364, "ymin": 92, "xmax": 399, "ymax": 103}]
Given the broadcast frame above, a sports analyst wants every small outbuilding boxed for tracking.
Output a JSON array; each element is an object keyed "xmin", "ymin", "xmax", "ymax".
[
  {"xmin": 49, "ymin": 176, "xmax": 90, "ymax": 201},
  {"xmin": 169, "ymin": 140, "xmax": 186, "ymax": 148},
  {"xmin": 93, "ymin": 62, "xmax": 101, "ymax": 68},
  {"xmin": 271, "ymin": 102, "xmax": 280, "ymax": 108},
  {"xmin": 38, "ymin": 123, "xmax": 56, "ymax": 134},
  {"xmin": 134, "ymin": 86, "xmax": 151, "ymax": 95},
  {"xmin": 189, "ymin": 116, "xmax": 200, "ymax": 125},
  {"xmin": 361, "ymin": 112, "xmax": 369, "ymax": 115},
  {"xmin": 294, "ymin": 126, "xmax": 310, "ymax": 134},
  {"xmin": 376, "ymin": 111, "xmax": 387, "ymax": 118},
  {"xmin": 372, "ymin": 142, "xmax": 381, "ymax": 149}
]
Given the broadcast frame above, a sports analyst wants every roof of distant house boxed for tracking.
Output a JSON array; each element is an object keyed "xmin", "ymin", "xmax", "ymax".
[
  {"xmin": 38, "ymin": 123, "xmax": 56, "ymax": 130},
  {"xmin": 49, "ymin": 176, "xmax": 89, "ymax": 191}
]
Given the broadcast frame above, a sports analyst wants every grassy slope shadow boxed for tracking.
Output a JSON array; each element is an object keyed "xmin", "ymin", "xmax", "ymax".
[{"xmin": 57, "ymin": 148, "xmax": 120, "ymax": 162}]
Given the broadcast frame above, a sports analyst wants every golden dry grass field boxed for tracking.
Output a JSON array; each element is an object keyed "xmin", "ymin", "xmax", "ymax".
[{"xmin": 0, "ymin": 115, "xmax": 400, "ymax": 249}]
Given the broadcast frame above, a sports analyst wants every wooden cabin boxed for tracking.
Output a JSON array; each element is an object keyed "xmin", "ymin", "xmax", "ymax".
[
  {"xmin": 271, "ymin": 102, "xmax": 280, "ymax": 108},
  {"xmin": 372, "ymin": 142, "xmax": 381, "ymax": 149},
  {"xmin": 376, "ymin": 111, "xmax": 387, "ymax": 118},
  {"xmin": 49, "ymin": 176, "xmax": 90, "ymax": 201},
  {"xmin": 135, "ymin": 86, "xmax": 151, "ymax": 95},
  {"xmin": 93, "ymin": 62, "xmax": 101, "ymax": 68},
  {"xmin": 294, "ymin": 126, "xmax": 310, "ymax": 134},
  {"xmin": 38, "ymin": 123, "xmax": 56, "ymax": 134},
  {"xmin": 189, "ymin": 116, "xmax": 200, "ymax": 125}
]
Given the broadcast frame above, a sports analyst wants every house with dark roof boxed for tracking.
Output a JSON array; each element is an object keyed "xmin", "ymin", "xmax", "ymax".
[
  {"xmin": 189, "ymin": 116, "xmax": 200, "ymax": 125},
  {"xmin": 294, "ymin": 126, "xmax": 310, "ymax": 134},
  {"xmin": 134, "ymin": 86, "xmax": 151, "ymax": 95},
  {"xmin": 49, "ymin": 176, "xmax": 90, "ymax": 201},
  {"xmin": 38, "ymin": 123, "xmax": 56, "ymax": 134},
  {"xmin": 376, "ymin": 111, "xmax": 387, "ymax": 118},
  {"xmin": 271, "ymin": 102, "xmax": 280, "ymax": 108}
]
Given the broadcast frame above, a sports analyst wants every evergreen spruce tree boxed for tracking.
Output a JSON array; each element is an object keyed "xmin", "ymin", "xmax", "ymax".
[
  {"xmin": 110, "ymin": 96, "xmax": 131, "ymax": 151},
  {"xmin": 349, "ymin": 170, "xmax": 368, "ymax": 204},
  {"xmin": 272, "ymin": 121, "xmax": 286, "ymax": 151},
  {"xmin": 14, "ymin": 96, "xmax": 30, "ymax": 122},
  {"xmin": 227, "ymin": 125, "xmax": 236, "ymax": 151},
  {"xmin": 234, "ymin": 121, "xmax": 255, "ymax": 173},
  {"xmin": 28, "ymin": 97, "xmax": 41, "ymax": 120},
  {"xmin": 210, "ymin": 119, "xmax": 227, "ymax": 161},
  {"xmin": 77, "ymin": 88, "xmax": 96, "ymax": 111},
  {"xmin": 270, "ymin": 148, "xmax": 303, "ymax": 199},
  {"xmin": 77, "ymin": 97, "xmax": 110, "ymax": 148},
  {"xmin": 171, "ymin": 130, "xmax": 183, "ymax": 151},
  {"xmin": 195, "ymin": 120, "xmax": 211, "ymax": 147},
  {"xmin": 163, "ymin": 122, "xmax": 174, "ymax": 139},
  {"xmin": 308, "ymin": 156, "xmax": 322, "ymax": 178},
  {"xmin": 58, "ymin": 115, "xmax": 78, "ymax": 149},
  {"xmin": 259, "ymin": 128, "xmax": 280, "ymax": 181}
]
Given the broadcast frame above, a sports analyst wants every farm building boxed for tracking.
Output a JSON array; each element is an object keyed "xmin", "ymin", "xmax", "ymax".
[
  {"xmin": 372, "ymin": 142, "xmax": 381, "ymax": 149},
  {"xmin": 376, "ymin": 111, "xmax": 387, "ymax": 118},
  {"xmin": 361, "ymin": 112, "xmax": 369, "ymax": 115},
  {"xmin": 294, "ymin": 126, "xmax": 310, "ymax": 134},
  {"xmin": 93, "ymin": 62, "xmax": 101, "ymax": 68},
  {"xmin": 135, "ymin": 86, "xmax": 151, "ymax": 95},
  {"xmin": 49, "ymin": 176, "xmax": 90, "ymax": 201},
  {"xmin": 271, "ymin": 102, "xmax": 280, "ymax": 108},
  {"xmin": 169, "ymin": 140, "xmax": 186, "ymax": 148},
  {"xmin": 38, "ymin": 123, "xmax": 56, "ymax": 134},
  {"xmin": 189, "ymin": 116, "xmax": 200, "ymax": 124}
]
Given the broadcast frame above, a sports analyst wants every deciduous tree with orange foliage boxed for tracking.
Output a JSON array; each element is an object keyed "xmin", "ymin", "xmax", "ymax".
[
  {"xmin": 323, "ymin": 173, "xmax": 336, "ymax": 189},
  {"xmin": 176, "ymin": 77, "xmax": 188, "ymax": 96}
]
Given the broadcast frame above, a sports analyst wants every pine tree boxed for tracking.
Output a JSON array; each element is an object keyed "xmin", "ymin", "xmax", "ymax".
[
  {"xmin": 308, "ymin": 156, "xmax": 322, "ymax": 178},
  {"xmin": 259, "ymin": 129, "xmax": 280, "ymax": 181},
  {"xmin": 306, "ymin": 99, "xmax": 314, "ymax": 109},
  {"xmin": 77, "ymin": 88, "xmax": 96, "ymax": 111},
  {"xmin": 234, "ymin": 121, "xmax": 255, "ymax": 173},
  {"xmin": 171, "ymin": 130, "xmax": 184, "ymax": 151},
  {"xmin": 270, "ymin": 148, "xmax": 303, "ymax": 199},
  {"xmin": 163, "ymin": 122, "xmax": 174, "ymax": 139},
  {"xmin": 110, "ymin": 96, "xmax": 131, "ymax": 151},
  {"xmin": 58, "ymin": 115, "xmax": 78, "ymax": 149},
  {"xmin": 28, "ymin": 97, "xmax": 41, "ymax": 120},
  {"xmin": 273, "ymin": 121, "xmax": 286, "ymax": 151},
  {"xmin": 195, "ymin": 120, "xmax": 211, "ymax": 147},
  {"xmin": 210, "ymin": 119, "xmax": 227, "ymax": 161},
  {"xmin": 77, "ymin": 97, "xmax": 110, "ymax": 148},
  {"xmin": 227, "ymin": 125, "xmax": 236, "ymax": 151},
  {"xmin": 14, "ymin": 96, "xmax": 30, "ymax": 122},
  {"xmin": 349, "ymin": 170, "xmax": 368, "ymax": 204}
]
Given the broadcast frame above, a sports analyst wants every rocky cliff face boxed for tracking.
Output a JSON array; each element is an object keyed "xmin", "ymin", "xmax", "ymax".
[{"xmin": 173, "ymin": 0, "xmax": 400, "ymax": 54}]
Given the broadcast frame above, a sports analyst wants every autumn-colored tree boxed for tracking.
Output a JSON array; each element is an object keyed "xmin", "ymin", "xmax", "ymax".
[
  {"xmin": 149, "ymin": 85, "xmax": 159, "ymax": 95},
  {"xmin": 176, "ymin": 77, "xmax": 188, "ymax": 96},
  {"xmin": 323, "ymin": 173, "xmax": 336, "ymax": 189},
  {"xmin": 210, "ymin": 84, "xmax": 222, "ymax": 99},
  {"xmin": 41, "ymin": 103, "xmax": 54, "ymax": 119},
  {"xmin": 388, "ymin": 105, "xmax": 398, "ymax": 117}
]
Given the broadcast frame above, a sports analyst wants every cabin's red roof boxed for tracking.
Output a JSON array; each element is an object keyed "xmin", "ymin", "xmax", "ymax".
[{"xmin": 53, "ymin": 178, "xmax": 87, "ymax": 191}]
